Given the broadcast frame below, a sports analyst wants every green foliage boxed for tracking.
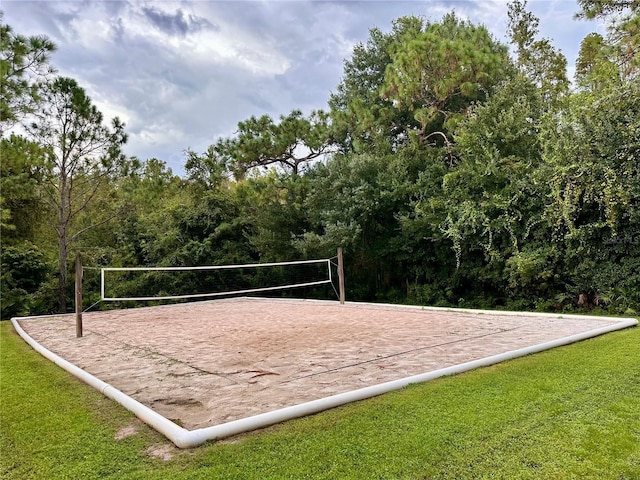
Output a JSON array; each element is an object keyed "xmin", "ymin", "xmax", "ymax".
[
  {"xmin": 577, "ymin": 0, "xmax": 640, "ymax": 80},
  {"xmin": 0, "ymin": 12, "xmax": 56, "ymax": 134},
  {"xmin": 238, "ymin": 172, "xmax": 310, "ymax": 262},
  {"xmin": 329, "ymin": 16, "xmax": 425, "ymax": 154},
  {"xmin": 542, "ymin": 79, "xmax": 640, "ymax": 312},
  {"xmin": 403, "ymin": 76, "xmax": 554, "ymax": 307},
  {"xmin": 0, "ymin": 243, "xmax": 48, "ymax": 318},
  {"xmin": 204, "ymin": 109, "xmax": 333, "ymax": 179},
  {"xmin": 383, "ymin": 12, "xmax": 511, "ymax": 142},
  {"xmin": 577, "ymin": 0, "xmax": 640, "ymax": 19},
  {"xmin": 84, "ymin": 169, "xmax": 250, "ymax": 302},
  {"xmin": 299, "ymin": 152, "xmax": 417, "ymax": 300},
  {"xmin": 440, "ymin": 76, "xmax": 544, "ymax": 262},
  {"xmin": 545, "ymin": 83, "xmax": 639, "ymax": 236},
  {"xmin": 184, "ymin": 147, "xmax": 232, "ymax": 189},
  {"xmin": 299, "ymin": 144, "xmax": 452, "ymax": 302},
  {"xmin": 507, "ymin": 0, "xmax": 569, "ymax": 108},
  {"xmin": 0, "ymin": 135, "xmax": 49, "ymax": 243},
  {"xmin": 576, "ymin": 33, "xmax": 619, "ymax": 88}
]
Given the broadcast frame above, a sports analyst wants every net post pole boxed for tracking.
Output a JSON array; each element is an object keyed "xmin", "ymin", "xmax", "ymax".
[
  {"xmin": 75, "ymin": 253, "xmax": 83, "ymax": 338},
  {"xmin": 337, "ymin": 247, "xmax": 346, "ymax": 305}
]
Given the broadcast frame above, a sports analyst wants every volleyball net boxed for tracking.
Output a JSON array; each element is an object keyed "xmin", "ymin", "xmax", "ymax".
[{"xmin": 98, "ymin": 257, "xmax": 341, "ymax": 303}]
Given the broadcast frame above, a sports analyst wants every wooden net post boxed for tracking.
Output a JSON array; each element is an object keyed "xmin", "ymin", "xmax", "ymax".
[
  {"xmin": 337, "ymin": 247, "xmax": 346, "ymax": 305},
  {"xmin": 75, "ymin": 253, "xmax": 83, "ymax": 338}
]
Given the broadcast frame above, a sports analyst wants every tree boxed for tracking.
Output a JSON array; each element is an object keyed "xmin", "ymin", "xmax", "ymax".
[
  {"xmin": 324, "ymin": 13, "xmax": 515, "ymax": 303},
  {"xmin": 0, "ymin": 135, "xmax": 49, "ymax": 244},
  {"xmin": 507, "ymin": 0, "xmax": 569, "ymax": 107},
  {"xmin": 576, "ymin": 0, "xmax": 640, "ymax": 80},
  {"xmin": 575, "ymin": 33, "xmax": 619, "ymax": 88},
  {"xmin": 576, "ymin": 0, "xmax": 639, "ymax": 18},
  {"xmin": 206, "ymin": 109, "xmax": 334, "ymax": 179},
  {"xmin": 25, "ymin": 77, "xmax": 127, "ymax": 312},
  {"xmin": 1, "ymin": 243, "xmax": 48, "ymax": 318},
  {"xmin": 433, "ymin": 76, "xmax": 553, "ymax": 306},
  {"xmin": 382, "ymin": 13, "xmax": 511, "ymax": 144},
  {"xmin": 235, "ymin": 172, "xmax": 310, "ymax": 262},
  {"xmin": 330, "ymin": 13, "xmax": 511, "ymax": 154},
  {"xmin": 0, "ymin": 13, "xmax": 56, "ymax": 135},
  {"xmin": 329, "ymin": 16, "xmax": 424, "ymax": 153},
  {"xmin": 541, "ymin": 79, "xmax": 640, "ymax": 311},
  {"xmin": 184, "ymin": 146, "xmax": 232, "ymax": 190},
  {"xmin": 299, "ymin": 148, "xmax": 434, "ymax": 301}
]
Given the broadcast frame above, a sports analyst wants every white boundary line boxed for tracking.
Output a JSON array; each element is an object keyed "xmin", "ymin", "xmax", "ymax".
[{"xmin": 11, "ymin": 301, "xmax": 638, "ymax": 449}]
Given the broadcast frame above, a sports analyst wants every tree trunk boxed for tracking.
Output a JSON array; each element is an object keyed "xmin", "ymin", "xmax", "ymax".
[
  {"xmin": 58, "ymin": 170, "xmax": 68, "ymax": 313},
  {"xmin": 58, "ymin": 235, "xmax": 67, "ymax": 313}
]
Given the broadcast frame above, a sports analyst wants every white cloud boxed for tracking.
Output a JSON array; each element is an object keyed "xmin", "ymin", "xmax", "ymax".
[{"xmin": 52, "ymin": 1, "xmax": 291, "ymax": 77}]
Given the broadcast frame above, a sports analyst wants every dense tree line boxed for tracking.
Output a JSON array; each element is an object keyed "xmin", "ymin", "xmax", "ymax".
[{"xmin": 1, "ymin": 1, "xmax": 639, "ymax": 318}]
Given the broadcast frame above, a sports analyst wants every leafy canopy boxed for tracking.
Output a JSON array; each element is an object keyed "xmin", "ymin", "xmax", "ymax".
[
  {"xmin": 383, "ymin": 12, "xmax": 510, "ymax": 142},
  {"xmin": 0, "ymin": 12, "xmax": 56, "ymax": 134}
]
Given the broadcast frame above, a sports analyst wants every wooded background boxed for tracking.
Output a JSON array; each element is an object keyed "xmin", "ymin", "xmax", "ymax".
[{"xmin": 2, "ymin": 0, "xmax": 638, "ymax": 318}]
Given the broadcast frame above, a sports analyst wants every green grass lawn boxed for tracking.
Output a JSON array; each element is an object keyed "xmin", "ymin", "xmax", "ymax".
[{"xmin": 1, "ymin": 320, "xmax": 639, "ymax": 479}]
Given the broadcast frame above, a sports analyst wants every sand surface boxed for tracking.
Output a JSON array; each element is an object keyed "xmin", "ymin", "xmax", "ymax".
[{"xmin": 17, "ymin": 298, "xmax": 622, "ymax": 430}]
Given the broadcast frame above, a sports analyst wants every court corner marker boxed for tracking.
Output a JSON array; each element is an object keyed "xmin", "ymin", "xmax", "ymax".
[{"xmin": 11, "ymin": 312, "xmax": 638, "ymax": 449}]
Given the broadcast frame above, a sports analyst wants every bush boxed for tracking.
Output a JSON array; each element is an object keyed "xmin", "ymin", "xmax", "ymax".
[{"xmin": 1, "ymin": 243, "xmax": 49, "ymax": 319}]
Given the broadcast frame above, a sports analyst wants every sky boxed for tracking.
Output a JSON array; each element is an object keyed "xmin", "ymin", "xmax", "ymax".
[{"xmin": 3, "ymin": 0, "xmax": 606, "ymax": 176}]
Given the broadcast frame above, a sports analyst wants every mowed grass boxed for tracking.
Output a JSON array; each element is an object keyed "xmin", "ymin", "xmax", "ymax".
[{"xmin": 1, "ymin": 320, "xmax": 639, "ymax": 479}]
